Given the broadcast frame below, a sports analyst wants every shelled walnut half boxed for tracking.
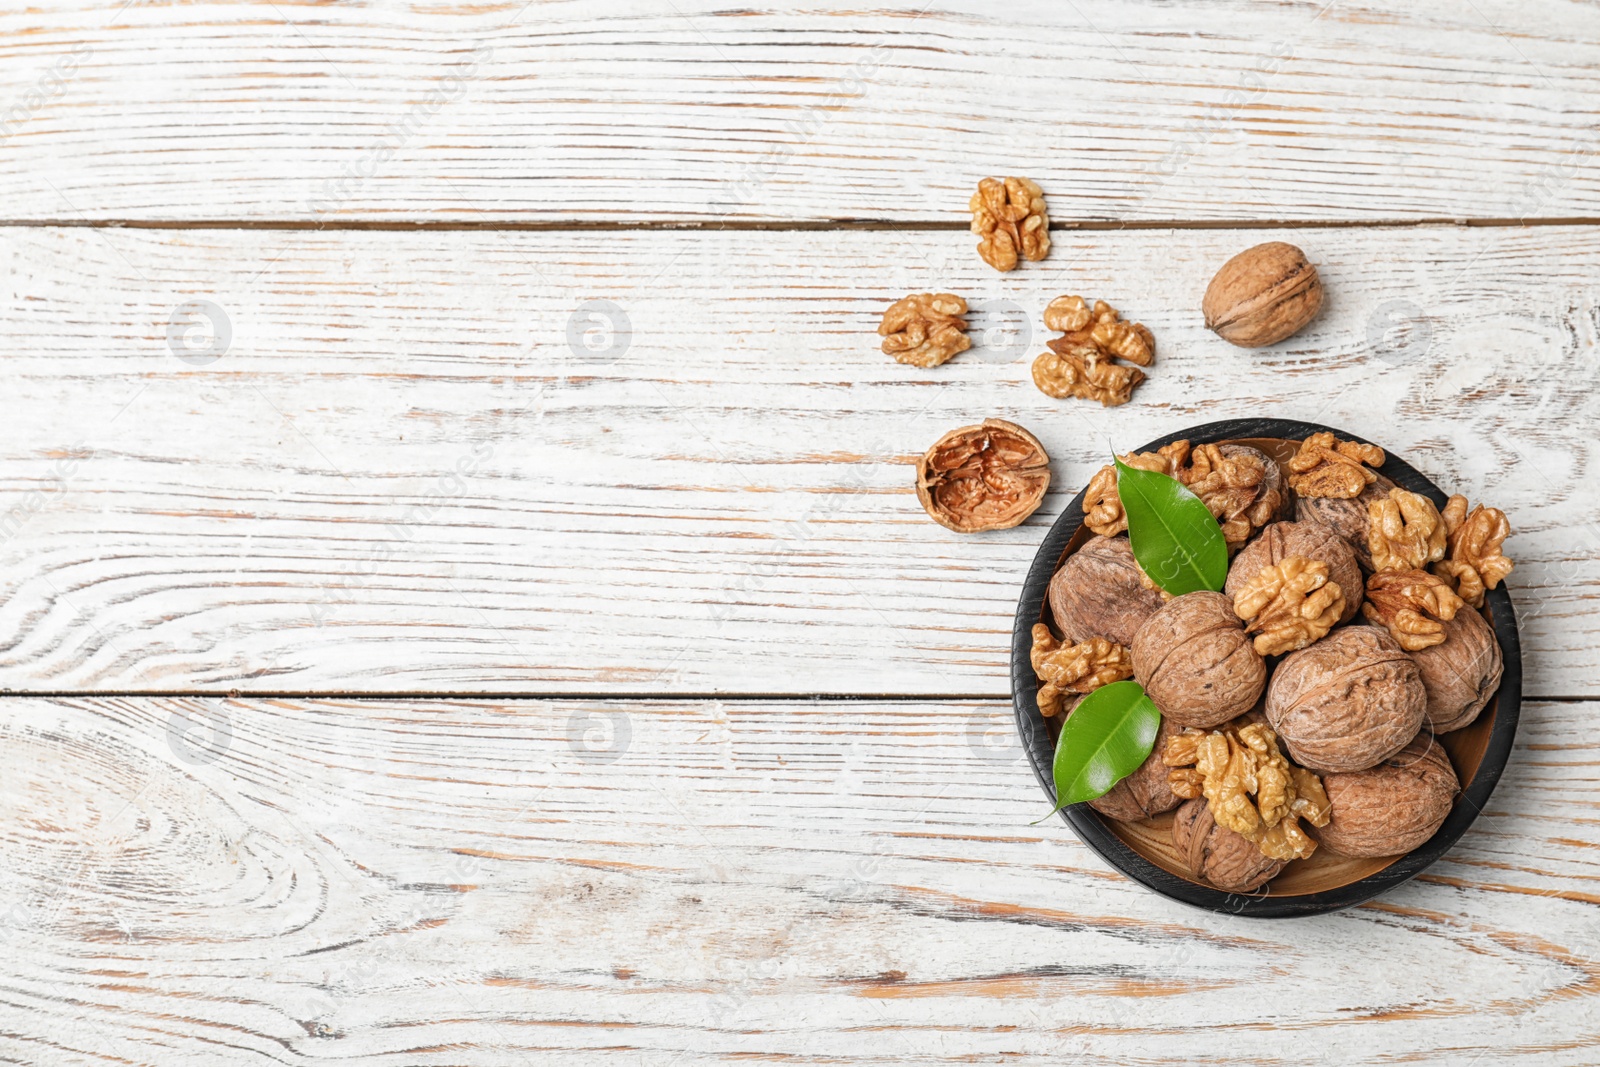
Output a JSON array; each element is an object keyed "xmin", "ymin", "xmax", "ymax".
[
  {"xmin": 1032, "ymin": 295, "xmax": 1154, "ymax": 407},
  {"xmin": 1164, "ymin": 719, "xmax": 1332, "ymax": 862},
  {"xmin": 1368, "ymin": 487, "xmax": 1447, "ymax": 573},
  {"xmin": 1030, "ymin": 625, "xmax": 1133, "ymax": 717},
  {"xmin": 1231, "ymin": 556, "xmax": 1345, "ymax": 656},
  {"xmin": 1180, "ymin": 443, "xmax": 1286, "ymax": 550},
  {"xmin": 1433, "ymin": 495, "xmax": 1514, "ymax": 607},
  {"xmin": 970, "ymin": 176, "xmax": 1050, "ymax": 272},
  {"xmin": 1081, "ymin": 440, "xmax": 1192, "ymax": 537},
  {"xmin": 1286, "ymin": 432, "xmax": 1385, "ymax": 499},
  {"xmin": 916, "ymin": 420, "xmax": 1051, "ymax": 533},
  {"xmin": 878, "ymin": 293, "xmax": 971, "ymax": 368},
  {"xmin": 1362, "ymin": 570, "xmax": 1464, "ymax": 651}
]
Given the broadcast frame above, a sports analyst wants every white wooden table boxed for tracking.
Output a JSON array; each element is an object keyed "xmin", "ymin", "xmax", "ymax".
[{"xmin": 2, "ymin": 3, "xmax": 1598, "ymax": 1063}]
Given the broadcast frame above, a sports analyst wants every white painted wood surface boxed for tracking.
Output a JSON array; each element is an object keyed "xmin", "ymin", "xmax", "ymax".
[
  {"xmin": 1, "ymin": 695, "xmax": 1596, "ymax": 1065},
  {"xmin": 3, "ymin": 4, "xmax": 1600, "ymax": 1063},
  {"xmin": 2, "ymin": 1, "xmax": 1599, "ymax": 223},
  {"xmin": 0, "ymin": 224, "xmax": 1593, "ymax": 694}
]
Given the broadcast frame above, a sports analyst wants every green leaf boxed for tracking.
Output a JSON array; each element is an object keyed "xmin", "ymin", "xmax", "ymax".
[
  {"xmin": 1114, "ymin": 456, "xmax": 1228, "ymax": 596},
  {"xmin": 1041, "ymin": 680, "xmax": 1162, "ymax": 817}
]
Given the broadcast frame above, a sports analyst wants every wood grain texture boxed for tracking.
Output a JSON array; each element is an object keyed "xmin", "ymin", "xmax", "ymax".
[
  {"xmin": 0, "ymin": 224, "xmax": 1594, "ymax": 694},
  {"xmin": 0, "ymin": 694, "xmax": 1595, "ymax": 1065},
  {"xmin": 2, "ymin": 0, "xmax": 1599, "ymax": 223}
]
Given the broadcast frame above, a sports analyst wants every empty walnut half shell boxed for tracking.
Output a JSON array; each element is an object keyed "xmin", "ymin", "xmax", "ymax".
[{"xmin": 916, "ymin": 420, "xmax": 1050, "ymax": 533}]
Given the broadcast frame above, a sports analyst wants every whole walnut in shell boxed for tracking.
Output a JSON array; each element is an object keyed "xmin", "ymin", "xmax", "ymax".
[
  {"xmin": 1201, "ymin": 242, "xmax": 1324, "ymax": 349},
  {"xmin": 1409, "ymin": 607, "xmax": 1504, "ymax": 733},
  {"xmin": 1226, "ymin": 521, "xmax": 1362, "ymax": 625},
  {"xmin": 1079, "ymin": 711, "xmax": 1185, "ymax": 822},
  {"xmin": 1296, "ymin": 474, "xmax": 1396, "ymax": 571},
  {"xmin": 1131, "ymin": 592, "xmax": 1267, "ymax": 729},
  {"xmin": 1315, "ymin": 735, "xmax": 1459, "ymax": 857},
  {"xmin": 1172, "ymin": 797, "xmax": 1286, "ymax": 892},
  {"xmin": 1264, "ymin": 626, "xmax": 1426, "ymax": 773},
  {"xmin": 1048, "ymin": 536, "xmax": 1168, "ymax": 647}
]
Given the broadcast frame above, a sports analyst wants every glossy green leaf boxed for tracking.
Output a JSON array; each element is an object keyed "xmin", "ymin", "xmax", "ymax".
[
  {"xmin": 1115, "ymin": 456, "xmax": 1228, "ymax": 596},
  {"xmin": 1042, "ymin": 680, "xmax": 1162, "ymax": 816}
]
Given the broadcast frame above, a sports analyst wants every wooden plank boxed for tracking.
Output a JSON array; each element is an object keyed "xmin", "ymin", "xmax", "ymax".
[
  {"xmin": 2, "ymin": 1, "xmax": 1599, "ymax": 223},
  {"xmin": 0, "ymin": 223, "xmax": 1594, "ymax": 695},
  {"xmin": 0, "ymin": 695, "xmax": 1595, "ymax": 1065}
]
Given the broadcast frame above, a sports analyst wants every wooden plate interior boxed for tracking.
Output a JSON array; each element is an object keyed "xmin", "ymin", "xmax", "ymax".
[{"xmin": 1037, "ymin": 436, "xmax": 1502, "ymax": 898}]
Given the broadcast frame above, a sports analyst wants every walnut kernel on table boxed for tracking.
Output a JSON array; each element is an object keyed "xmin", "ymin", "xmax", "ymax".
[
  {"xmin": 877, "ymin": 293, "xmax": 971, "ymax": 368},
  {"xmin": 1432, "ymin": 494, "xmax": 1514, "ymax": 608},
  {"xmin": 1231, "ymin": 556, "xmax": 1345, "ymax": 657},
  {"xmin": 1030, "ymin": 625, "xmax": 1133, "ymax": 717},
  {"xmin": 1286, "ymin": 432, "xmax": 1385, "ymax": 499},
  {"xmin": 1362, "ymin": 569, "xmax": 1465, "ymax": 652},
  {"xmin": 916, "ymin": 420, "xmax": 1050, "ymax": 533},
  {"xmin": 1164, "ymin": 720, "xmax": 1332, "ymax": 862},
  {"xmin": 970, "ymin": 176, "xmax": 1050, "ymax": 272},
  {"xmin": 1367, "ymin": 487, "xmax": 1447, "ymax": 573},
  {"xmin": 1081, "ymin": 440, "xmax": 1192, "ymax": 537},
  {"xmin": 1032, "ymin": 295, "xmax": 1154, "ymax": 407}
]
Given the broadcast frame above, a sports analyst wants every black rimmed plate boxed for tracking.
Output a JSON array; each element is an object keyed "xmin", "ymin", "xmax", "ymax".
[{"xmin": 1011, "ymin": 418, "xmax": 1522, "ymax": 918}]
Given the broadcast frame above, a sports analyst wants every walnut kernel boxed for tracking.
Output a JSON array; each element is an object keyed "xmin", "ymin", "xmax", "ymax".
[
  {"xmin": 916, "ymin": 420, "xmax": 1050, "ymax": 533},
  {"xmin": 878, "ymin": 293, "xmax": 971, "ymax": 368},
  {"xmin": 1044, "ymin": 295, "xmax": 1155, "ymax": 366},
  {"xmin": 1287, "ymin": 432, "xmax": 1385, "ymax": 499},
  {"xmin": 1180, "ymin": 443, "xmax": 1286, "ymax": 550},
  {"xmin": 1225, "ymin": 521, "xmax": 1362, "ymax": 625},
  {"xmin": 1163, "ymin": 720, "xmax": 1331, "ymax": 861},
  {"xmin": 1231, "ymin": 556, "xmax": 1345, "ymax": 656},
  {"xmin": 1030, "ymin": 625, "xmax": 1133, "ymax": 717},
  {"xmin": 1081, "ymin": 440, "xmax": 1192, "ymax": 537},
  {"xmin": 1032, "ymin": 344, "xmax": 1144, "ymax": 406},
  {"xmin": 1361, "ymin": 569, "xmax": 1464, "ymax": 651},
  {"xmin": 1367, "ymin": 487, "xmax": 1448, "ymax": 574},
  {"xmin": 970, "ymin": 177, "xmax": 1049, "ymax": 272},
  {"xmin": 1432, "ymin": 495, "xmax": 1514, "ymax": 608}
]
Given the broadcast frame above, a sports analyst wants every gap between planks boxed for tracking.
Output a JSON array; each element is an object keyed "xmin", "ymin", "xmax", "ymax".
[{"xmin": 6, "ymin": 217, "xmax": 1600, "ymax": 233}]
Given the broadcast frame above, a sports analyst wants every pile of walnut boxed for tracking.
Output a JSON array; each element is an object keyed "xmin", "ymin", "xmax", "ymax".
[{"xmin": 1033, "ymin": 432, "xmax": 1513, "ymax": 893}]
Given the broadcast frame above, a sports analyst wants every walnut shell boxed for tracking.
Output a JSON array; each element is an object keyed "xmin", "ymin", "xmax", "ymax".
[
  {"xmin": 1048, "ymin": 535, "xmax": 1168, "ymax": 647},
  {"xmin": 1085, "ymin": 713, "xmax": 1185, "ymax": 822},
  {"xmin": 1265, "ymin": 626, "xmax": 1427, "ymax": 773},
  {"xmin": 1409, "ymin": 607, "xmax": 1504, "ymax": 733},
  {"xmin": 1226, "ymin": 520, "xmax": 1362, "ymax": 625},
  {"xmin": 916, "ymin": 419, "xmax": 1050, "ymax": 532},
  {"xmin": 1314, "ymin": 734, "xmax": 1459, "ymax": 857},
  {"xmin": 1131, "ymin": 591, "xmax": 1267, "ymax": 728},
  {"xmin": 1295, "ymin": 475, "xmax": 1395, "ymax": 571},
  {"xmin": 1172, "ymin": 797, "xmax": 1287, "ymax": 892},
  {"xmin": 1201, "ymin": 242, "xmax": 1324, "ymax": 348}
]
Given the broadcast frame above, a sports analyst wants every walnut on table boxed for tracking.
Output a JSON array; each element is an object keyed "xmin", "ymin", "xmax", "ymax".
[
  {"xmin": 877, "ymin": 292, "xmax": 971, "ymax": 368},
  {"xmin": 1164, "ymin": 719, "xmax": 1332, "ymax": 862},
  {"xmin": 1432, "ymin": 494, "xmax": 1514, "ymax": 608},
  {"xmin": 1286, "ymin": 432, "xmax": 1385, "ymax": 499},
  {"xmin": 1081, "ymin": 440, "xmax": 1192, "ymax": 537},
  {"xmin": 1043, "ymin": 295, "xmax": 1154, "ymax": 367},
  {"xmin": 1368, "ymin": 487, "xmax": 1447, "ymax": 572},
  {"xmin": 1362, "ymin": 569, "xmax": 1465, "ymax": 651},
  {"xmin": 1029, "ymin": 624, "xmax": 1133, "ymax": 718},
  {"xmin": 1230, "ymin": 556, "xmax": 1345, "ymax": 656},
  {"xmin": 970, "ymin": 176, "xmax": 1050, "ymax": 272}
]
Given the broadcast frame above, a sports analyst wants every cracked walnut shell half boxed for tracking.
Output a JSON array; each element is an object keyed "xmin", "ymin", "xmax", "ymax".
[
  {"xmin": 1361, "ymin": 569, "xmax": 1464, "ymax": 651},
  {"xmin": 1287, "ymin": 432, "xmax": 1385, "ymax": 500},
  {"xmin": 970, "ymin": 176, "xmax": 1050, "ymax": 271},
  {"xmin": 878, "ymin": 293, "xmax": 971, "ymax": 368},
  {"xmin": 1432, "ymin": 495, "xmax": 1514, "ymax": 608},
  {"xmin": 916, "ymin": 420, "xmax": 1050, "ymax": 533},
  {"xmin": 1030, "ymin": 625, "xmax": 1133, "ymax": 718}
]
